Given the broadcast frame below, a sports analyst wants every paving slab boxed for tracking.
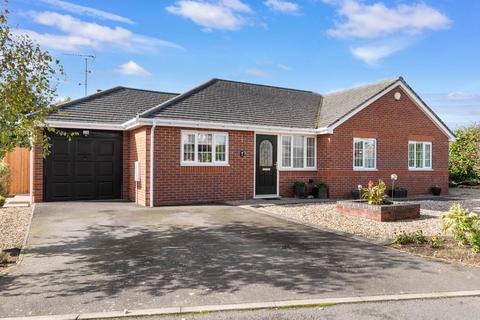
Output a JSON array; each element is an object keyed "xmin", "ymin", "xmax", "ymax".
[{"xmin": 1, "ymin": 202, "xmax": 480, "ymax": 318}]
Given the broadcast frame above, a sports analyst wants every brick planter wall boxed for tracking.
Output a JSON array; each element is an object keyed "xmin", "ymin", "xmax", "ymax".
[{"xmin": 337, "ymin": 200, "xmax": 421, "ymax": 222}]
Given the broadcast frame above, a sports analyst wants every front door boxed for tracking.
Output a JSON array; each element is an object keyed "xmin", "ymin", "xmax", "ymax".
[{"xmin": 255, "ymin": 134, "xmax": 277, "ymax": 196}]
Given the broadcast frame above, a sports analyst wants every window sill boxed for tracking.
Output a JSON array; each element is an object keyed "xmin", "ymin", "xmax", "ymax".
[
  {"xmin": 353, "ymin": 168, "xmax": 378, "ymax": 172},
  {"xmin": 408, "ymin": 168, "xmax": 433, "ymax": 171},
  {"xmin": 181, "ymin": 163, "xmax": 230, "ymax": 167},
  {"xmin": 278, "ymin": 168, "xmax": 317, "ymax": 172}
]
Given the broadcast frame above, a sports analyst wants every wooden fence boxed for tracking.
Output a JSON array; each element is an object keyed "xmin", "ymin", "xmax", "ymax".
[{"xmin": 4, "ymin": 147, "xmax": 30, "ymax": 195}]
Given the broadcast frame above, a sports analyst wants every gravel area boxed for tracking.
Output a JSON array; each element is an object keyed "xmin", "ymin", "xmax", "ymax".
[
  {"xmin": 261, "ymin": 189, "xmax": 480, "ymax": 241},
  {"xmin": 0, "ymin": 206, "xmax": 32, "ymax": 250}
]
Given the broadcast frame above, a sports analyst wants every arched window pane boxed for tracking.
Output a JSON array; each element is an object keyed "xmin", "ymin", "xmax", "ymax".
[{"xmin": 259, "ymin": 140, "xmax": 273, "ymax": 167}]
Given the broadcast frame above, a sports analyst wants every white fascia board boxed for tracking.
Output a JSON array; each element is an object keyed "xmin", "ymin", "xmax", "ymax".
[
  {"xmin": 326, "ymin": 80, "xmax": 456, "ymax": 142},
  {"xmin": 46, "ymin": 120, "xmax": 124, "ymax": 131},
  {"xmin": 122, "ymin": 117, "xmax": 319, "ymax": 135}
]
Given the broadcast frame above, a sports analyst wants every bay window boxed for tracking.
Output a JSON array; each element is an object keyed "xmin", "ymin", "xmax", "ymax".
[
  {"xmin": 280, "ymin": 135, "xmax": 316, "ymax": 169},
  {"xmin": 181, "ymin": 131, "xmax": 228, "ymax": 165},
  {"xmin": 353, "ymin": 138, "xmax": 376, "ymax": 170},
  {"xmin": 408, "ymin": 141, "xmax": 432, "ymax": 170}
]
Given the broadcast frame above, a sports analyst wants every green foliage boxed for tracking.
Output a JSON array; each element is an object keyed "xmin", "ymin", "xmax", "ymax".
[
  {"xmin": 392, "ymin": 230, "xmax": 445, "ymax": 248},
  {"xmin": 294, "ymin": 181, "xmax": 306, "ymax": 188},
  {"xmin": 0, "ymin": 1, "xmax": 67, "ymax": 158},
  {"xmin": 449, "ymin": 123, "xmax": 480, "ymax": 183},
  {"xmin": 428, "ymin": 235, "xmax": 445, "ymax": 249},
  {"xmin": 316, "ymin": 182, "xmax": 327, "ymax": 189},
  {"xmin": 0, "ymin": 195, "xmax": 5, "ymax": 207},
  {"xmin": 392, "ymin": 230, "xmax": 428, "ymax": 245},
  {"xmin": 362, "ymin": 180, "xmax": 387, "ymax": 205},
  {"xmin": 442, "ymin": 203, "xmax": 480, "ymax": 253},
  {"xmin": 0, "ymin": 162, "xmax": 9, "ymax": 196}
]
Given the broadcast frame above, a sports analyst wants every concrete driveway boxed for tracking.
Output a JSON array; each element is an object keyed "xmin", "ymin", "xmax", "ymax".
[{"xmin": 1, "ymin": 202, "xmax": 480, "ymax": 318}]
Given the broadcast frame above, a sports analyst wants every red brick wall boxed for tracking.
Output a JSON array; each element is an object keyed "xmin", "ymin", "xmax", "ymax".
[
  {"xmin": 32, "ymin": 143, "xmax": 44, "ymax": 203},
  {"xmin": 152, "ymin": 127, "xmax": 254, "ymax": 206},
  {"xmin": 124, "ymin": 127, "xmax": 149, "ymax": 206},
  {"xmin": 318, "ymin": 85, "xmax": 450, "ymax": 198}
]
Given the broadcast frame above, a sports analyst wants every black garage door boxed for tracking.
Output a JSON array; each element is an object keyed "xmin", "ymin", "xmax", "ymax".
[{"xmin": 44, "ymin": 130, "xmax": 122, "ymax": 202}]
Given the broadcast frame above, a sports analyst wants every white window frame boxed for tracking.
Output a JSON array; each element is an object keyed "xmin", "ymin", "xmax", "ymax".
[
  {"xmin": 279, "ymin": 135, "xmax": 317, "ymax": 171},
  {"xmin": 353, "ymin": 138, "xmax": 377, "ymax": 171},
  {"xmin": 408, "ymin": 141, "xmax": 432, "ymax": 171},
  {"xmin": 180, "ymin": 130, "xmax": 229, "ymax": 166}
]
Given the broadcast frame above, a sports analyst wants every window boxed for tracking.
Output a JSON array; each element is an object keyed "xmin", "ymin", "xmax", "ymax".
[
  {"xmin": 353, "ymin": 138, "xmax": 376, "ymax": 170},
  {"xmin": 281, "ymin": 136, "xmax": 292, "ymax": 167},
  {"xmin": 408, "ymin": 141, "xmax": 432, "ymax": 170},
  {"xmin": 181, "ymin": 131, "xmax": 228, "ymax": 165},
  {"xmin": 259, "ymin": 140, "xmax": 273, "ymax": 166},
  {"xmin": 280, "ymin": 135, "xmax": 316, "ymax": 169}
]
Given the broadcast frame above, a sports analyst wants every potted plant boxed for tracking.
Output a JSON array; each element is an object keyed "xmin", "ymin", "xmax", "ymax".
[
  {"xmin": 314, "ymin": 182, "xmax": 328, "ymax": 199},
  {"xmin": 352, "ymin": 185, "xmax": 363, "ymax": 199},
  {"xmin": 431, "ymin": 186, "xmax": 442, "ymax": 196},
  {"xmin": 389, "ymin": 187, "xmax": 408, "ymax": 198},
  {"xmin": 293, "ymin": 181, "xmax": 307, "ymax": 198}
]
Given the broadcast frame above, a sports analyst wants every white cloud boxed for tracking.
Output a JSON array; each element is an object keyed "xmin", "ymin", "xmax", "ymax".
[
  {"xmin": 166, "ymin": 0, "xmax": 252, "ymax": 31},
  {"xmin": 264, "ymin": 0, "xmax": 299, "ymax": 14},
  {"xmin": 39, "ymin": 0, "xmax": 134, "ymax": 24},
  {"xmin": 21, "ymin": 11, "xmax": 182, "ymax": 52},
  {"xmin": 351, "ymin": 40, "xmax": 409, "ymax": 64},
  {"xmin": 327, "ymin": 0, "xmax": 450, "ymax": 39},
  {"xmin": 12, "ymin": 28, "xmax": 96, "ymax": 51},
  {"xmin": 325, "ymin": 0, "xmax": 450, "ymax": 63},
  {"xmin": 117, "ymin": 61, "xmax": 152, "ymax": 76},
  {"xmin": 423, "ymin": 93, "xmax": 480, "ymax": 129},
  {"xmin": 244, "ymin": 68, "xmax": 269, "ymax": 77},
  {"xmin": 277, "ymin": 63, "xmax": 292, "ymax": 71},
  {"xmin": 447, "ymin": 92, "xmax": 480, "ymax": 101},
  {"xmin": 221, "ymin": 0, "xmax": 253, "ymax": 13}
]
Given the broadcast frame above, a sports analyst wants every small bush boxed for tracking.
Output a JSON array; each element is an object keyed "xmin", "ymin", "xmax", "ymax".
[
  {"xmin": 468, "ymin": 230, "xmax": 480, "ymax": 253},
  {"xmin": 0, "ymin": 162, "xmax": 10, "ymax": 197},
  {"xmin": 428, "ymin": 236, "xmax": 445, "ymax": 249},
  {"xmin": 0, "ymin": 195, "xmax": 5, "ymax": 207},
  {"xmin": 441, "ymin": 204, "xmax": 479, "ymax": 244},
  {"xmin": 393, "ymin": 230, "xmax": 427, "ymax": 245},
  {"xmin": 442, "ymin": 203, "xmax": 480, "ymax": 253},
  {"xmin": 362, "ymin": 180, "xmax": 388, "ymax": 205}
]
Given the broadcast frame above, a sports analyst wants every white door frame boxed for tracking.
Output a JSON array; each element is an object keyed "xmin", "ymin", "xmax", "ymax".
[{"xmin": 253, "ymin": 132, "xmax": 280, "ymax": 198}]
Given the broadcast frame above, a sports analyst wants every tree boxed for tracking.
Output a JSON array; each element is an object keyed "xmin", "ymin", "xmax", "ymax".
[
  {"xmin": 449, "ymin": 123, "xmax": 480, "ymax": 183},
  {"xmin": 0, "ymin": 1, "xmax": 65, "ymax": 159}
]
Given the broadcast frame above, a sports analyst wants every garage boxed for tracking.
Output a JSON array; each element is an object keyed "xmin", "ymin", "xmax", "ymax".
[{"xmin": 44, "ymin": 130, "xmax": 122, "ymax": 202}]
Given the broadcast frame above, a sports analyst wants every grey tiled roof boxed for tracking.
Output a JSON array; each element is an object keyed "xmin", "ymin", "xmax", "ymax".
[
  {"xmin": 48, "ymin": 87, "xmax": 178, "ymax": 124},
  {"xmin": 318, "ymin": 78, "xmax": 399, "ymax": 128},
  {"xmin": 142, "ymin": 79, "xmax": 323, "ymax": 129},
  {"xmin": 47, "ymin": 77, "xmax": 453, "ymax": 138}
]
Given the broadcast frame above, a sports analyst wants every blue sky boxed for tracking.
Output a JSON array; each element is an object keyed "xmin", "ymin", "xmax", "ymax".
[{"xmin": 8, "ymin": 0, "xmax": 480, "ymax": 129}]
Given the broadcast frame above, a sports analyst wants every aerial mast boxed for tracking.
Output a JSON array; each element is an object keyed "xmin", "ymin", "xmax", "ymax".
[{"xmin": 64, "ymin": 53, "xmax": 96, "ymax": 96}]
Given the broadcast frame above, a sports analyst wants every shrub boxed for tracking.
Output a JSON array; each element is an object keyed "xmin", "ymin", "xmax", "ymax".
[
  {"xmin": 441, "ymin": 204, "xmax": 479, "ymax": 245},
  {"xmin": 469, "ymin": 230, "xmax": 480, "ymax": 253},
  {"xmin": 362, "ymin": 180, "xmax": 388, "ymax": 205},
  {"xmin": 449, "ymin": 123, "xmax": 480, "ymax": 183},
  {"xmin": 442, "ymin": 204, "xmax": 480, "ymax": 252},
  {"xmin": 0, "ymin": 162, "xmax": 10, "ymax": 197},
  {"xmin": 0, "ymin": 195, "xmax": 5, "ymax": 207},
  {"xmin": 392, "ymin": 230, "xmax": 427, "ymax": 245},
  {"xmin": 293, "ymin": 181, "xmax": 307, "ymax": 197}
]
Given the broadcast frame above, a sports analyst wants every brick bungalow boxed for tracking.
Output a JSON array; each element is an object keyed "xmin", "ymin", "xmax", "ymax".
[{"xmin": 31, "ymin": 77, "xmax": 455, "ymax": 207}]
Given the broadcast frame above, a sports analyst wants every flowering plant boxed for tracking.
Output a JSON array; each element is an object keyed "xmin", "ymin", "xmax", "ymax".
[{"xmin": 362, "ymin": 180, "xmax": 388, "ymax": 205}]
